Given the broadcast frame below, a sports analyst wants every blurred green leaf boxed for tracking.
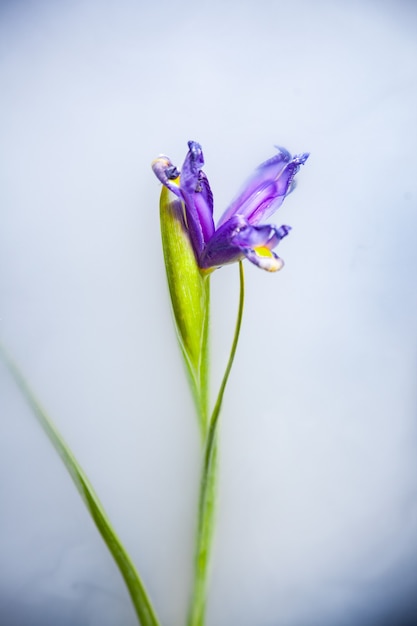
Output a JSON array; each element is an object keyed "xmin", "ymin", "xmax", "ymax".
[{"xmin": 0, "ymin": 344, "xmax": 161, "ymax": 626}]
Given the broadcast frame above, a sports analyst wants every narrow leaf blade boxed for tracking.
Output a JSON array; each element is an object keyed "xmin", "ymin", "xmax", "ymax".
[{"xmin": 0, "ymin": 345, "xmax": 161, "ymax": 626}]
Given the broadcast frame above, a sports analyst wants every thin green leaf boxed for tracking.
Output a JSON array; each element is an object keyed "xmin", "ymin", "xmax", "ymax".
[{"xmin": 0, "ymin": 344, "xmax": 161, "ymax": 626}]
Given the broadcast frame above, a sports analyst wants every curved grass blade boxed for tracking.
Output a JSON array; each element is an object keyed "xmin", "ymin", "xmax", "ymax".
[{"xmin": 0, "ymin": 344, "xmax": 161, "ymax": 626}]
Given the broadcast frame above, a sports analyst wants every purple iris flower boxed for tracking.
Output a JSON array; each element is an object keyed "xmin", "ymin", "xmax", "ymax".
[{"xmin": 152, "ymin": 141, "xmax": 309, "ymax": 272}]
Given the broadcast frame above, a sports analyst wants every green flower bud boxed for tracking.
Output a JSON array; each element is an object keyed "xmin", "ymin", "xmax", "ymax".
[{"xmin": 159, "ymin": 186, "xmax": 210, "ymax": 434}]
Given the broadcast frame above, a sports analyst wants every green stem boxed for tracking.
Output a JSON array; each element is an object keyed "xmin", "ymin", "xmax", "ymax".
[
  {"xmin": 188, "ymin": 261, "xmax": 245, "ymax": 626},
  {"xmin": 204, "ymin": 261, "xmax": 245, "ymax": 482},
  {"xmin": 198, "ymin": 274, "xmax": 211, "ymax": 440},
  {"xmin": 0, "ymin": 345, "xmax": 161, "ymax": 626}
]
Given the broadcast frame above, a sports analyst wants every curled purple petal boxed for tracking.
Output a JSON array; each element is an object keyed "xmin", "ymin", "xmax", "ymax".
[
  {"xmin": 193, "ymin": 171, "xmax": 214, "ymax": 241},
  {"xmin": 180, "ymin": 141, "xmax": 205, "ymax": 195},
  {"xmin": 199, "ymin": 217, "xmax": 291, "ymax": 272},
  {"xmin": 152, "ymin": 155, "xmax": 182, "ymax": 197},
  {"xmin": 218, "ymin": 147, "xmax": 292, "ymax": 226},
  {"xmin": 218, "ymin": 149, "xmax": 309, "ymax": 227},
  {"xmin": 179, "ymin": 141, "xmax": 215, "ymax": 259},
  {"xmin": 232, "ymin": 224, "xmax": 291, "ymax": 249},
  {"xmin": 199, "ymin": 215, "xmax": 246, "ymax": 269},
  {"xmin": 237, "ymin": 152, "xmax": 309, "ymax": 225}
]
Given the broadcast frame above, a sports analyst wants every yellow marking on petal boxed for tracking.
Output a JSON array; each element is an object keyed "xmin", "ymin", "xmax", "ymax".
[
  {"xmin": 200, "ymin": 267, "xmax": 216, "ymax": 276},
  {"xmin": 252, "ymin": 246, "xmax": 284, "ymax": 272},
  {"xmin": 254, "ymin": 246, "xmax": 273, "ymax": 257}
]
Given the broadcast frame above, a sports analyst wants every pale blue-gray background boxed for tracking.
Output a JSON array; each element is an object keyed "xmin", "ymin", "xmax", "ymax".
[{"xmin": 1, "ymin": 0, "xmax": 417, "ymax": 625}]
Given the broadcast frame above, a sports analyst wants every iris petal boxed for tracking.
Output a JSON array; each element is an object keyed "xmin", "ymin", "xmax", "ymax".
[
  {"xmin": 152, "ymin": 156, "xmax": 181, "ymax": 197},
  {"xmin": 218, "ymin": 147, "xmax": 292, "ymax": 226},
  {"xmin": 153, "ymin": 141, "xmax": 308, "ymax": 273},
  {"xmin": 199, "ymin": 215, "xmax": 246, "ymax": 269},
  {"xmin": 232, "ymin": 223, "xmax": 291, "ymax": 249},
  {"xmin": 180, "ymin": 141, "xmax": 215, "ymax": 259},
  {"xmin": 218, "ymin": 150, "xmax": 309, "ymax": 227},
  {"xmin": 199, "ymin": 218, "xmax": 291, "ymax": 272},
  {"xmin": 193, "ymin": 171, "xmax": 214, "ymax": 242},
  {"xmin": 243, "ymin": 248, "xmax": 285, "ymax": 272}
]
